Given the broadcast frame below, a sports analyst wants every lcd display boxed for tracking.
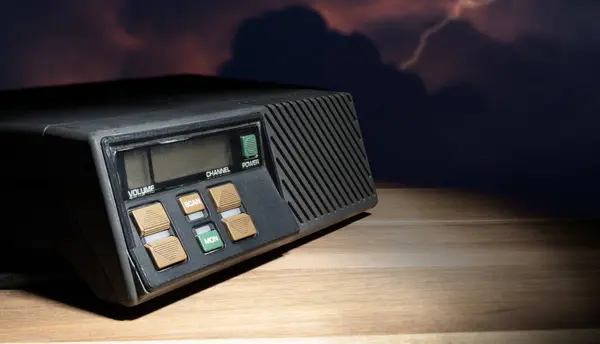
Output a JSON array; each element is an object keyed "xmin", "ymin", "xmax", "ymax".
[
  {"xmin": 122, "ymin": 148, "xmax": 152, "ymax": 189},
  {"xmin": 121, "ymin": 133, "xmax": 233, "ymax": 188},
  {"xmin": 150, "ymin": 134, "xmax": 232, "ymax": 183}
]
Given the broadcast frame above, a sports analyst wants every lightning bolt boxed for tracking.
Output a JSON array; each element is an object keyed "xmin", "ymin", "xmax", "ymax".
[{"xmin": 400, "ymin": 0, "xmax": 497, "ymax": 70}]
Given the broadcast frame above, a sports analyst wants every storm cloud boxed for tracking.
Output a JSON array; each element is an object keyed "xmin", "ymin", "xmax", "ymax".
[{"xmin": 0, "ymin": 0, "xmax": 597, "ymax": 89}]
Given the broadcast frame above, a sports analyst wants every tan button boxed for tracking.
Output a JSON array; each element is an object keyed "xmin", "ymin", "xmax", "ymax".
[
  {"xmin": 208, "ymin": 183, "xmax": 241, "ymax": 213},
  {"xmin": 178, "ymin": 193, "xmax": 205, "ymax": 215},
  {"xmin": 130, "ymin": 203, "xmax": 170, "ymax": 237},
  {"xmin": 222, "ymin": 213, "xmax": 257, "ymax": 241},
  {"xmin": 144, "ymin": 236, "xmax": 187, "ymax": 270}
]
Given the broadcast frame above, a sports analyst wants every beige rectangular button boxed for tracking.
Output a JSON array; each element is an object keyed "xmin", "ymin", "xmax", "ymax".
[
  {"xmin": 130, "ymin": 202, "xmax": 171, "ymax": 237},
  {"xmin": 209, "ymin": 183, "xmax": 241, "ymax": 213},
  {"xmin": 178, "ymin": 192, "xmax": 205, "ymax": 215},
  {"xmin": 144, "ymin": 236, "xmax": 187, "ymax": 270},
  {"xmin": 222, "ymin": 213, "xmax": 257, "ymax": 241}
]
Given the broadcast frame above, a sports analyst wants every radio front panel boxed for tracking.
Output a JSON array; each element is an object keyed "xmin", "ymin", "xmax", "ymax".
[
  {"xmin": 116, "ymin": 122, "xmax": 263, "ymax": 201},
  {"xmin": 102, "ymin": 118, "xmax": 299, "ymax": 292}
]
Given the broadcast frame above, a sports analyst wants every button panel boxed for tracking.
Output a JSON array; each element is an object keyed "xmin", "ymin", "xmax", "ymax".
[
  {"xmin": 130, "ymin": 202, "xmax": 171, "ymax": 236},
  {"xmin": 222, "ymin": 213, "xmax": 257, "ymax": 242},
  {"xmin": 144, "ymin": 236, "xmax": 188, "ymax": 270},
  {"xmin": 208, "ymin": 183, "xmax": 241, "ymax": 213},
  {"xmin": 128, "ymin": 182, "xmax": 260, "ymax": 273},
  {"xmin": 113, "ymin": 123, "xmax": 307, "ymax": 292}
]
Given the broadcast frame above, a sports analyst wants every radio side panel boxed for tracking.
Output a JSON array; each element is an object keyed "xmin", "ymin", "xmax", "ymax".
[
  {"xmin": 44, "ymin": 132, "xmax": 136, "ymax": 305},
  {"xmin": 261, "ymin": 92, "xmax": 378, "ymax": 236},
  {"xmin": 0, "ymin": 130, "xmax": 131, "ymax": 304},
  {"xmin": 0, "ymin": 131, "xmax": 77, "ymax": 287}
]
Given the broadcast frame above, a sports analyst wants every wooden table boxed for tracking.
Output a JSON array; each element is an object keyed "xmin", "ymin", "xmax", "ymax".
[{"xmin": 2, "ymin": 188, "xmax": 600, "ymax": 343}]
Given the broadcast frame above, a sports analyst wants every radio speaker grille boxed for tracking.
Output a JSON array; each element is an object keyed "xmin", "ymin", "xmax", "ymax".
[{"xmin": 263, "ymin": 93, "xmax": 377, "ymax": 230}]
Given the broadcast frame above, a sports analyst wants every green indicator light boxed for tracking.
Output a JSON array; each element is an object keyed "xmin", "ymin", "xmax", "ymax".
[{"xmin": 240, "ymin": 134, "xmax": 258, "ymax": 158}]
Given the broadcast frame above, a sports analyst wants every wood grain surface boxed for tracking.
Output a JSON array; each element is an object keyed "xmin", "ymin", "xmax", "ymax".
[{"xmin": 1, "ymin": 188, "xmax": 600, "ymax": 343}]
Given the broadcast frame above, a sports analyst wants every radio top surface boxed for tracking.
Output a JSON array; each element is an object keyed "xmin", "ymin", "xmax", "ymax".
[{"xmin": 0, "ymin": 75, "xmax": 377, "ymax": 306}]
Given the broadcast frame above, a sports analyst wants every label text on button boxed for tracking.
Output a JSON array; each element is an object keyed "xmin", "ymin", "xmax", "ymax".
[
  {"xmin": 203, "ymin": 235, "xmax": 219, "ymax": 244},
  {"xmin": 196, "ymin": 229, "xmax": 224, "ymax": 253},
  {"xmin": 178, "ymin": 193, "xmax": 205, "ymax": 215},
  {"xmin": 184, "ymin": 199, "xmax": 201, "ymax": 208}
]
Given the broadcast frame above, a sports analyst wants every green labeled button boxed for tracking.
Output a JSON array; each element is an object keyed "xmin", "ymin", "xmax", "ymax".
[
  {"xmin": 196, "ymin": 230, "xmax": 224, "ymax": 253},
  {"xmin": 240, "ymin": 134, "xmax": 258, "ymax": 158}
]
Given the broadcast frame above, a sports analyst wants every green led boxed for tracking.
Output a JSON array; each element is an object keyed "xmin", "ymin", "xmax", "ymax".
[{"xmin": 240, "ymin": 134, "xmax": 258, "ymax": 158}]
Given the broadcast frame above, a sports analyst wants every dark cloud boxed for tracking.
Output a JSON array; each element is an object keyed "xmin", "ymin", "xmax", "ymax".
[
  {"xmin": 219, "ymin": 5, "xmax": 431, "ymax": 181},
  {"xmin": 0, "ymin": 1, "xmax": 138, "ymax": 89},
  {"xmin": 1, "ymin": 0, "xmax": 598, "ymax": 90},
  {"xmin": 0, "ymin": 0, "xmax": 304, "ymax": 87},
  {"xmin": 475, "ymin": 0, "xmax": 600, "ymax": 45},
  {"xmin": 365, "ymin": 18, "xmax": 502, "ymax": 89},
  {"xmin": 361, "ymin": 0, "xmax": 600, "ymax": 89},
  {"xmin": 118, "ymin": 0, "xmax": 284, "ymax": 39},
  {"xmin": 219, "ymin": 4, "xmax": 600, "ymax": 216},
  {"xmin": 0, "ymin": 0, "xmax": 598, "ymax": 215}
]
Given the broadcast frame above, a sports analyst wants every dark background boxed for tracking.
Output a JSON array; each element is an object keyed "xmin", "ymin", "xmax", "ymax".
[{"xmin": 1, "ymin": 0, "xmax": 599, "ymax": 216}]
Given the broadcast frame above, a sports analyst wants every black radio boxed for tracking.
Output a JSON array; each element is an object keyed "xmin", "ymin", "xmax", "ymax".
[{"xmin": 0, "ymin": 75, "xmax": 377, "ymax": 306}]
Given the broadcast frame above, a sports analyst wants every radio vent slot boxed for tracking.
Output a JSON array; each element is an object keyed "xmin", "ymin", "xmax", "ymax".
[{"xmin": 264, "ymin": 93, "xmax": 376, "ymax": 228}]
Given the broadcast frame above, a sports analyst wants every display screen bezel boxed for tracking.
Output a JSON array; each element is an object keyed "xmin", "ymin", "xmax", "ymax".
[
  {"xmin": 147, "ymin": 132, "xmax": 233, "ymax": 185},
  {"xmin": 110, "ymin": 122, "xmax": 263, "ymax": 200}
]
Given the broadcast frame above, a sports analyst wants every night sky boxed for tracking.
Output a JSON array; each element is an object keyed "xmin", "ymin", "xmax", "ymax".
[{"xmin": 1, "ymin": 0, "xmax": 599, "ymax": 215}]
